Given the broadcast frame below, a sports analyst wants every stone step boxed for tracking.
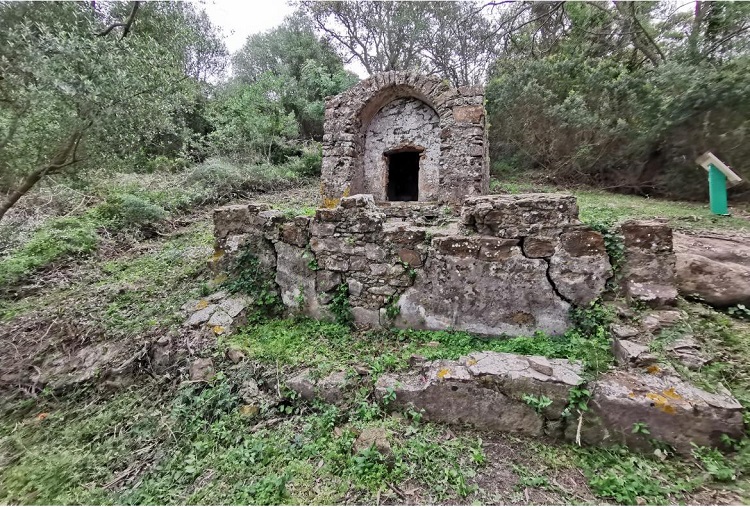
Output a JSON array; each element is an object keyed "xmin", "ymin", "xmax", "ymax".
[{"xmin": 374, "ymin": 351, "xmax": 744, "ymax": 455}]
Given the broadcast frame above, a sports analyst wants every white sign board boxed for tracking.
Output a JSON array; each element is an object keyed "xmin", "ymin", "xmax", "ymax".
[{"xmin": 696, "ymin": 152, "xmax": 742, "ymax": 187}]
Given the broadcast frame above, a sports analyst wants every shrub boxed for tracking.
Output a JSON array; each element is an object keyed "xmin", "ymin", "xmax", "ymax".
[
  {"xmin": 93, "ymin": 192, "xmax": 167, "ymax": 230},
  {"xmin": 0, "ymin": 216, "xmax": 98, "ymax": 286}
]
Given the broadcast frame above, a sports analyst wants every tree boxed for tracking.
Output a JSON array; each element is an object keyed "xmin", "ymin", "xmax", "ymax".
[
  {"xmin": 229, "ymin": 11, "xmax": 358, "ymax": 141},
  {"xmin": 299, "ymin": 1, "xmax": 429, "ymax": 74},
  {"xmin": 0, "ymin": 1, "xmax": 226, "ymax": 221}
]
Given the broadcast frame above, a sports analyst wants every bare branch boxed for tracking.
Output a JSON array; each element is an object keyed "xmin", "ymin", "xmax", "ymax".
[{"xmin": 97, "ymin": 1, "xmax": 140, "ymax": 40}]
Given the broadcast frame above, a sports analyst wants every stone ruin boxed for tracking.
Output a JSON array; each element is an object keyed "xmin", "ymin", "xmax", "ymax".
[{"xmin": 210, "ymin": 72, "xmax": 744, "ymax": 454}]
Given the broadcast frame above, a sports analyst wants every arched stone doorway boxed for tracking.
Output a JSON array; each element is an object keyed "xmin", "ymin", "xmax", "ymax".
[
  {"xmin": 363, "ymin": 97, "xmax": 440, "ymax": 202},
  {"xmin": 321, "ymin": 71, "xmax": 489, "ymax": 206}
]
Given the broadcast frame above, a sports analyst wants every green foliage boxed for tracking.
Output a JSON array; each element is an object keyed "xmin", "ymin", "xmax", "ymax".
[
  {"xmin": 486, "ymin": 2, "xmax": 750, "ymax": 200},
  {"xmin": 576, "ymin": 446, "xmax": 695, "ymax": 504},
  {"xmin": 632, "ymin": 422, "xmax": 650, "ymax": 435},
  {"xmin": 94, "ymin": 192, "xmax": 168, "ymax": 230},
  {"xmin": 0, "ymin": 1, "xmax": 226, "ymax": 209},
  {"xmin": 384, "ymin": 294, "xmax": 401, "ymax": 321},
  {"xmin": 223, "ymin": 249, "xmax": 282, "ymax": 318},
  {"xmin": 0, "ymin": 215, "xmax": 98, "ymax": 287},
  {"xmin": 329, "ymin": 282, "xmax": 354, "ymax": 328},
  {"xmin": 727, "ymin": 304, "xmax": 750, "ymax": 320},
  {"xmin": 691, "ymin": 444, "xmax": 737, "ymax": 482},
  {"xmin": 521, "ymin": 394, "xmax": 553, "ymax": 413}
]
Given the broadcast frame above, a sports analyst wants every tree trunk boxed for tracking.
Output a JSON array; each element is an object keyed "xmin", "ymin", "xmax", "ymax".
[{"xmin": 0, "ymin": 130, "xmax": 83, "ymax": 222}]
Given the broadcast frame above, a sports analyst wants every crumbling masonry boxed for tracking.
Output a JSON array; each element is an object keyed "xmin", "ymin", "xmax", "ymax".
[{"xmin": 210, "ymin": 72, "xmax": 745, "ymax": 454}]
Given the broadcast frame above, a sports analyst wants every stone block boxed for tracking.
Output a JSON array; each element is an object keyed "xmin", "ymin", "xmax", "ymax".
[
  {"xmin": 375, "ymin": 352, "xmax": 583, "ymax": 435},
  {"xmin": 452, "ymin": 105, "xmax": 484, "ymax": 123},
  {"xmin": 522, "ymin": 237, "xmax": 557, "ymax": 258},
  {"xmin": 620, "ymin": 220, "xmax": 677, "ymax": 308},
  {"xmin": 575, "ymin": 370, "xmax": 744, "ymax": 454},
  {"xmin": 548, "ymin": 228, "xmax": 612, "ymax": 306}
]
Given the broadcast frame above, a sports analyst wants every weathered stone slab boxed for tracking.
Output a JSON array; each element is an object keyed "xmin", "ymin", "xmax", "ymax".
[
  {"xmin": 674, "ymin": 231, "xmax": 750, "ymax": 307},
  {"xmin": 375, "ymin": 352, "xmax": 583, "ymax": 435},
  {"xmin": 620, "ymin": 220, "xmax": 678, "ymax": 308},
  {"xmin": 549, "ymin": 228, "xmax": 612, "ymax": 305},
  {"xmin": 396, "ymin": 245, "xmax": 571, "ymax": 336},
  {"xmin": 461, "ymin": 194, "xmax": 579, "ymax": 238},
  {"xmin": 275, "ymin": 242, "xmax": 320, "ymax": 317},
  {"xmin": 574, "ymin": 370, "xmax": 744, "ymax": 454},
  {"xmin": 612, "ymin": 338, "xmax": 657, "ymax": 367}
]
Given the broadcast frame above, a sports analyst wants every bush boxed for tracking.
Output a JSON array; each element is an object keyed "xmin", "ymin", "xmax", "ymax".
[
  {"xmin": 0, "ymin": 216, "xmax": 98, "ymax": 286},
  {"xmin": 486, "ymin": 55, "xmax": 750, "ymax": 199},
  {"xmin": 94, "ymin": 192, "xmax": 168, "ymax": 230}
]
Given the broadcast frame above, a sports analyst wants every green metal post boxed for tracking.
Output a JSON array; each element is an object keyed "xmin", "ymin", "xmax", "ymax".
[{"xmin": 708, "ymin": 163, "xmax": 729, "ymax": 215}]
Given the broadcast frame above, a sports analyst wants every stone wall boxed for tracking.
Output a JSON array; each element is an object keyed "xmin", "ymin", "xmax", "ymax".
[
  {"xmin": 213, "ymin": 193, "xmax": 613, "ymax": 336},
  {"xmin": 321, "ymin": 72, "xmax": 488, "ymax": 206},
  {"xmin": 363, "ymin": 97, "xmax": 441, "ymax": 201}
]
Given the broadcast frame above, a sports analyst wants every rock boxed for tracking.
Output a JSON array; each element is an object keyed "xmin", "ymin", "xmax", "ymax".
[
  {"xmin": 376, "ymin": 352, "xmax": 584, "ymax": 436},
  {"xmin": 396, "ymin": 239, "xmax": 571, "ymax": 336},
  {"xmin": 219, "ymin": 297, "xmax": 249, "ymax": 318},
  {"xmin": 353, "ymin": 427, "xmax": 391, "ymax": 457},
  {"xmin": 239, "ymin": 404, "xmax": 260, "ymax": 418},
  {"xmin": 206, "ymin": 291, "xmax": 228, "ymax": 302},
  {"xmin": 666, "ymin": 338, "xmax": 712, "ymax": 370},
  {"xmin": 186, "ymin": 304, "xmax": 218, "ymax": 327},
  {"xmin": 189, "ymin": 358, "xmax": 214, "ymax": 382},
  {"xmin": 207, "ymin": 309, "xmax": 233, "ymax": 328},
  {"xmin": 611, "ymin": 324, "xmax": 639, "ymax": 340},
  {"xmin": 461, "ymin": 194, "xmax": 579, "ymax": 237},
  {"xmin": 612, "ymin": 338, "xmax": 657, "ymax": 367},
  {"xmin": 548, "ymin": 228, "xmax": 612, "ymax": 306},
  {"xmin": 674, "ymin": 231, "xmax": 750, "ymax": 306},
  {"xmin": 620, "ymin": 220, "xmax": 678, "ymax": 308},
  {"xmin": 226, "ymin": 347, "xmax": 245, "ymax": 364},
  {"xmin": 397, "ymin": 248, "xmax": 422, "ymax": 267},
  {"xmin": 286, "ymin": 369, "xmax": 350, "ymax": 405},
  {"xmin": 574, "ymin": 370, "xmax": 744, "ymax": 454},
  {"xmin": 641, "ymin": 310, "xmax": 682, "ymax": 334},
  {"xmin": 522, "ymin": 236, "xmax": 557, "ymax": 258}
]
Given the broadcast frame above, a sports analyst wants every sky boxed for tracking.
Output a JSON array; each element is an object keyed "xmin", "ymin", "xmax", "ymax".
[
  {"xmin": 201, "ymin": 0, "xmax": 368, "ymax": 78},
  {"xmin": 202, "ymin": 0, "xmax": 296, "ymax": 55}
]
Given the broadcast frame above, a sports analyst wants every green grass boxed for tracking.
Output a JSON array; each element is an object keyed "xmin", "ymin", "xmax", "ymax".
[
  {"xmin": 490, "ymin": 178, "xmax": 750, "ymax": 233},
  {"xmin": 0, "ymin": 222, "xmax": 214, "ymax": 337},
  {"xmin": 0, "ymin": 377, "xmax": 485, "ymax": 505},
  {"xmin": 575, "ymin": 190, "xmax": 750, "ymax": 232},
  {"xmin": 228, "ymin": 303, "xmax": 613, "ymax": 382}
]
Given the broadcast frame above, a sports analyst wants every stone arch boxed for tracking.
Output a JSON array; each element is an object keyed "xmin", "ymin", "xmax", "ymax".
[{"xmin": 321, "ymin": 71, "xmax": 488, "ymax": 206}]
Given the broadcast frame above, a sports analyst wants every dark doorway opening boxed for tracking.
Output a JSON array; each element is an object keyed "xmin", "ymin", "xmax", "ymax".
[{"xmin": 386, "ymin": 151, "xmax": 420, "ymax": 201}]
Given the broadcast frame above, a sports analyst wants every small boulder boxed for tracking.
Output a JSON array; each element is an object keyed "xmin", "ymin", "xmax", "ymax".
[
  {"xmin": 226, "ymin": 347, "xmax": 246, "ymax": 364},
  {"xmin": 612, "ymin": 338, "xmax": 657, "ymax": 367},
  {"xmin": 287, "ymin": 369, "xmax": 350, "ymax": 406},
  {"xmin": 189, "ymin": 358, "xmax": 214, "ymax": 382},
  {"xmin": 353, "ymin": 427, "xmax": 391, "ymax": 457},
  {"xmin": 574, "ymin": 369, "xmax": 744, "ymax": 454}
]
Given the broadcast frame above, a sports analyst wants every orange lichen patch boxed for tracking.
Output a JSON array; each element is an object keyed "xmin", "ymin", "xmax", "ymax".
[
  {"xmin": 466, "ymin": 358, "xmax": 478, "ymax": 366},
  {"xmin": 196, "ymin": 300, "xmax": 209, "ymax": 310},
  {"xmin": 342, "ymin": 186, "xmax": 350, "ymax": 198},
  {"xmin": 645, "ymin": 392, "xmax": 677, "ymax": 414},
  {"xmin": 646, "ymin": 365, "xmax": 661, "ymax": 374},
  {"xmin": 662, "ymin": 387, "xmax": 682, "ymax": 400},
  {"xmin": 212, "ymin": 325, "xmax": 226, "ymax": 335},
  {"xmin": 211, "ymin": 248, "xmax": 225, "ymax": 262},
  {"xmin": 36, "ymin": 412, "xmax": 49, "ymax": 421},
  {"xmin": 628, "ymin": 392, "xmax": 636, "ymax": 398},
  {"xmin": 323, "ymin": 197, "xmax": 340, "ymax": 209},
  {"xmin": 437, "ymin": 368, "xmax": 451, "ymax": 379}
]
